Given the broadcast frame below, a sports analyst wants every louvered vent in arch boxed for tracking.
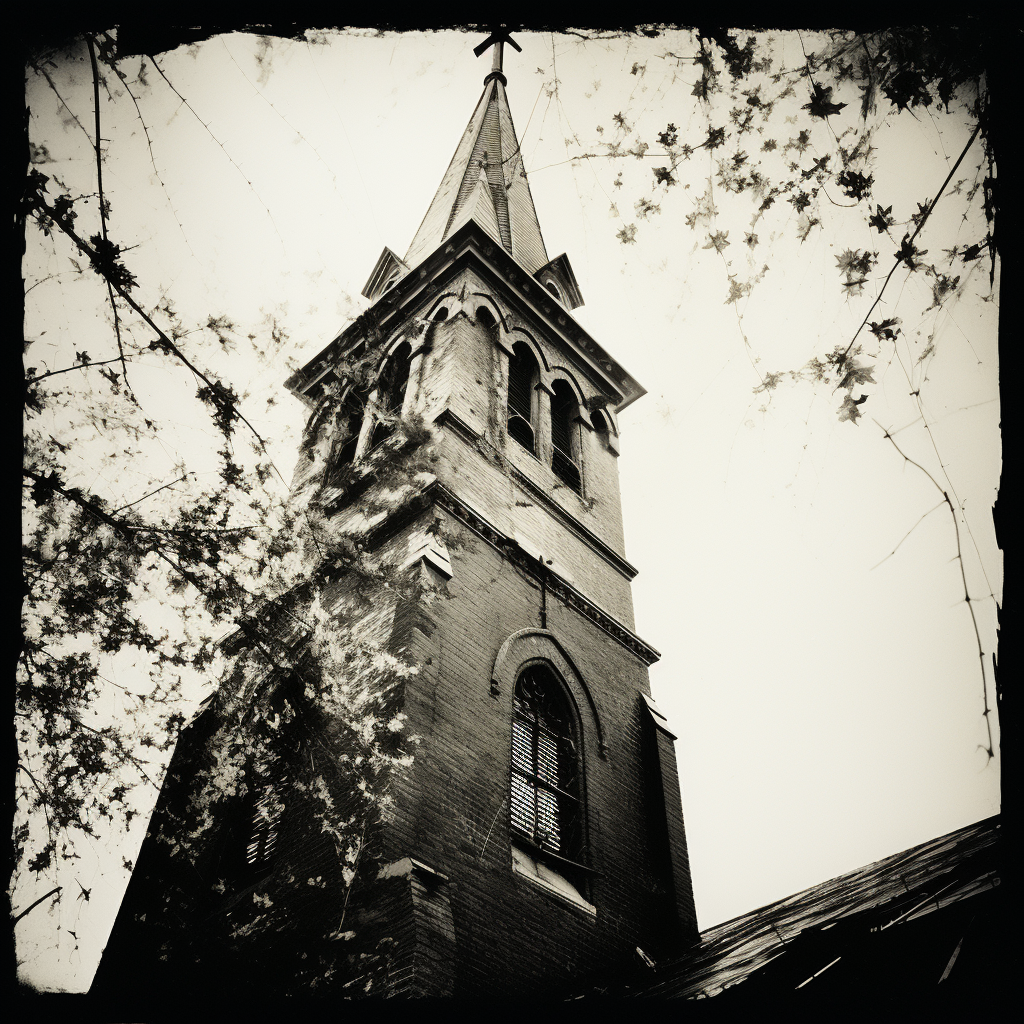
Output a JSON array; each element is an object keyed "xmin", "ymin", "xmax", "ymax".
[
  {"xmin": 507, "ymin": 343, "xmax": 537, "ymax": 453},
  {"xmin": 510, "ymin": 665, "xmax": 581, "ymax": 859},
  {"xmin": 550, "ymin": 380, "xmax": 581, "ymax": 493},
  {"xmin": 246, "ymin": 777, "xmax": 286, "ymax": 870}
]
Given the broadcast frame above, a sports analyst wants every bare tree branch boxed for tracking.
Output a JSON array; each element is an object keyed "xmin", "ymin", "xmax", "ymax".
[
  {"xmin": 841, "ymin": 120, "xmax": 983, "ymax": 361},
  {"xmin": 12, "ymin": 887, "xmax": 62, "ymax": 927},
  {"xmin": 876, "ymin": 422, "xmax": 995, "ymax": 759},
  {"xmin": 85, "ymin": 34, "xmax": 132, "ymax": 391}
]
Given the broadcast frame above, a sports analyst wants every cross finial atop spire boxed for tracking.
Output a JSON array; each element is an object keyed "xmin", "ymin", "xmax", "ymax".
[{"xmin": 473, "ymin": 26, "xmax": 521, "ymax": 80}]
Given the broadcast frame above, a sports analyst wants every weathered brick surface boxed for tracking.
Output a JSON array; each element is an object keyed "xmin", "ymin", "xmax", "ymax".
[
  {"xmin": 412, "ymin": 270, "xmax": 629, "ymax": 555},
  {"xmin": 432, "ymin": 428, "xmax": 635, "ymax": 626},
  {"xmin": 356, "ymin": 507, "xmax": 698, "ymax": 995}
]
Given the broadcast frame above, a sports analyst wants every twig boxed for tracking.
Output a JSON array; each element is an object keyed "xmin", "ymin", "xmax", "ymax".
[
  {"xmin": 870, "ymin": 500, "xmax": 945, "ymax": 570},
  {"xmin": 17, "ymin": 762, "xmax": 55, "ymax": 843},
  {"xmin": 336, "ymin": 818, "xmax": 368, "ymax": 934},
  {"xmin": 12, "ymin": 887, "xmax": 62, "ymax": 926},
  {"xmin": 22, "ymin": 468, "xmax": 294, "ymax": 675},
  {"xmin": 841, "ymin": 119, "xmax": 984, "ymax": 361},
  {"xmin": 797, "ymin": 31, "xmax": 843, "ymax": 149},
  {"xmin": 27, "ymin": 61, "xmax": 92, "ymax": 142},
  {"xmin": 111, "ymin": 473, "xmax": 190, "ymax": 513},
  {"xmin": 86, "ymin": 34, "xmax": 132, "ymax": 392},
  {"xmin": 65, "ymin": 716, "xmax": 158, "ymax": 788},
  {"xmin": 148, "ymin": 57, "xmax": 286, "ymax": 252},
  {"xmin": 116, "ymin": 61, "xmax": 199, "ymax": 260},
  {"xmin": 875, "ymin": 421, "xmax": 995, "ymax": 759},
  {"xmin": 478, "ymin": 796, "xmax": 506, "ymax": 862},
  {"xmin": 28, "ymin": 193, "xmax": 276, "ymax": 461},
  {"xmin": 27, "ymin": 358, "xmax": 121, "ymax": 384}
]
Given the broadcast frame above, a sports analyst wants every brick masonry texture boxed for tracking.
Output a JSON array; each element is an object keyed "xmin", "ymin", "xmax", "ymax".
[
  {"xmin": 412, "ymin": 280, "xmax": 635, "ymax": 624},
  {"xmin": 374, "ymin": 509, "xmax": 698, "ymax": 995}
]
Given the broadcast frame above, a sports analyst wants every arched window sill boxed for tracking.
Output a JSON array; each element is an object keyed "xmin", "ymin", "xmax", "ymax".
[{"xmin": 511, "ymin": 843, "xmax": 596, "ymax": 917}]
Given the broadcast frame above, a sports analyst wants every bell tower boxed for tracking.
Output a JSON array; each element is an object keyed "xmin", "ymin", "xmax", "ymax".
[{"xmin": 94, "ymin": 32, "xmax": 698, "ymax": 1002}]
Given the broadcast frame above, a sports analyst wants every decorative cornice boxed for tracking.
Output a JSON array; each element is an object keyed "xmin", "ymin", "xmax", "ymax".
[
  {"xmin": 431, "ymin": 484, "xmax": 659, "ymax": 666},
  {"xmin": 288, "ymin": 220, "xmax": 646, "ymax": 413},
  {"xmin": 507, "ymin": 465, "xmax": 638, "ymax": 582},
  {"xmin": 447, "ymin": 231, "xmax": 643, "ymax": 409},
  {"xmin": 434, "ymin": 407, "xmax": 481, "ymax": 442},
  {"xmin": 217, "ymin": 476, "xmax": 659, "ymax": 681},
  {"xmin": 433, "ymin": 406, "xmax": 638, "ymax": 582}
]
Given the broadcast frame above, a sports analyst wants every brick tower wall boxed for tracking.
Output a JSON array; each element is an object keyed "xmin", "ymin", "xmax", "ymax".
[{"xmin": 374, "ymin": 504, "xmax": 698, "ymax": 996}]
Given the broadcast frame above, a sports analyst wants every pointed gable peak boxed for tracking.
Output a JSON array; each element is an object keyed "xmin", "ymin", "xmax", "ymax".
[
  {"xmin": 404, "ymin": 43, "xmax": 549, "ymax": 275},
  {"xmin": 448, "ymin": 157, "xmax": 503, "ymax": 248}
]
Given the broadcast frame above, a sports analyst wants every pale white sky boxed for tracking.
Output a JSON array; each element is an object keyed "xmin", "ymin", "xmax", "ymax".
[{"xmin": 20, "ymin": 28, "xmax": 1000, "ymax": 991}]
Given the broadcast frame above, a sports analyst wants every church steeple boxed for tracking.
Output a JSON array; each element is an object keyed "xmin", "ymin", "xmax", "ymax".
[
  {"xmin": 403, "ymin": 29, "xmax": 549, "ymax": 275},
  {"xmin": 96, "ymin": 34, "xmax": 697, "ymax": 1002}
]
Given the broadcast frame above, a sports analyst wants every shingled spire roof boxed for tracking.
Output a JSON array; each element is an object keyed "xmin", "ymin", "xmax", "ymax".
[{"xmin": 403, "ymin": 43, "xmax": 549, "ymax": 275}]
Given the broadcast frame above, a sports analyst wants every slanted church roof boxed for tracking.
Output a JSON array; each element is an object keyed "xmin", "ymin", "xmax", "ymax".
[
  {"xmin": 403, "ymin": 55, "xmax": 549, "ymax": 274},
  {"xmin": 633, "ymin": 815, "xmax": 1001, "ymax": 1002}
]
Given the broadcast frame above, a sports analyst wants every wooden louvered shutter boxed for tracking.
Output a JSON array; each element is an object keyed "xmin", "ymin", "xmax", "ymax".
[
  {"xmin": 507, "ymin": 347, "xmax": 535, "ymax": 452},
  {"xmin": 550, "ymin": 382, "xmax": 581, "ymax": 493},
  {"xmin": 510, "ymin": 666, "xmax": 581, "ymax": 857},
  {"xmin": 245, "ymin": 771, "xmax": 287, "ymax": 871}
]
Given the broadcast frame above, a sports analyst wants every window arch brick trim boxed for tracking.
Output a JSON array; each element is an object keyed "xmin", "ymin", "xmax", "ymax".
[
  {"xmin": 549, "ymin": 372, "xmax": 594, "ymax": 430},
  {"xmin": 588, "ymin": 402, "xmax": 619, "ymax": 436},
  {"xmin": 423, "ymin": 292, "xmax": 460, "ymax": 323},
  {"xmin": 548, "ymin": 368, "xmax": 586, "ymax": 406},
  {"xmin": 377, "ymin": 308, "xmax": 433, "ymax": 360},
  {"xmin": 490, "ymin": 629, "xmax": 608, "ymax": 760},
  {"xmin": 469, "ymin": 292, "xmax": 510, "ymax": 334},
  {"xmin": 506, "ymin": 329, "xmax": 550, "ymax": 371},
  {"xmin": 377, "ymin": 336, "xmax": 415, "ymax": 375}
]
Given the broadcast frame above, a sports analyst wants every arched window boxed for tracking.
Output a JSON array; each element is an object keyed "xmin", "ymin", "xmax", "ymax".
[
  {"xmin": 335, "ymin": 389, "xmax": 367, "ymax": 468},
  {"xmin": 507, "ymin": 343, "xmax": 538, "ymax": 454},
  {"xmin": 510, "ymin": 666, "xmax": 582, "ymax": 861},
  {"xmin": 544, "ymin": 280, "xmax": 562, "ymax": 302},
  {"xmin": 550, "ymin": 380, "xmax": 582, "ymax": 493},
  {"xmin": 369, "ymin": 342, "xmax": 412, "ymax": 449},
  {"xmin": 231, "ymin": 739, "xmax": 291, "ymax": 883},
  {"xmin": 591, "ymin": 409, "xmax": 609, "ymax": 435},
  {"xmin": 476, "ymin": 305, "xmax": 495, "ymax": 328}
]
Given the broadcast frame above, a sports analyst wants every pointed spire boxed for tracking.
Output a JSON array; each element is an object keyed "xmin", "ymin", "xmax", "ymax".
[{"xmin": 404, "ymin": 31, "xmax": 548, "ymax": 275}]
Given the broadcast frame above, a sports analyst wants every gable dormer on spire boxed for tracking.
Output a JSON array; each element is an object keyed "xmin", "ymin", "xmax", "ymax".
[
  {"xmin": 446, "ymin": 162, "xmax": 503, "ymax": 247},
  {"xmin": 403, "ymin": 38, "xmax": 549, "ymax": 275}
]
